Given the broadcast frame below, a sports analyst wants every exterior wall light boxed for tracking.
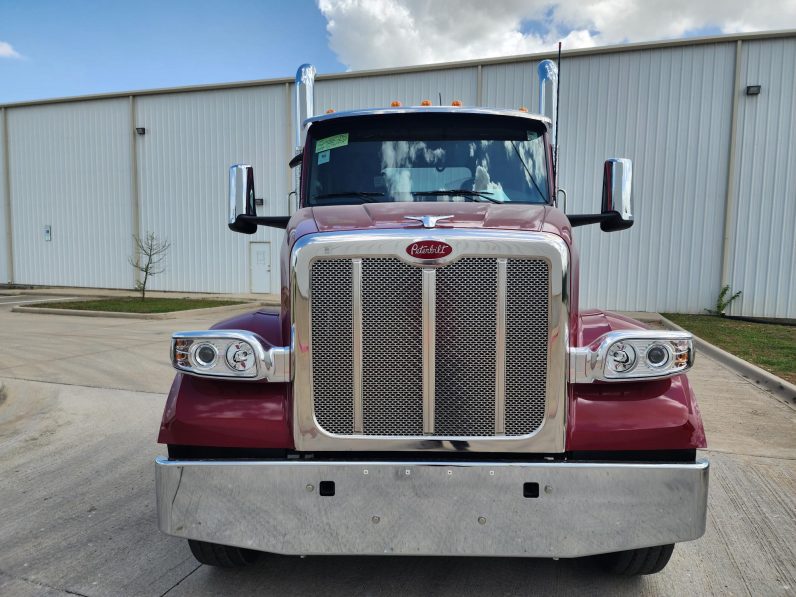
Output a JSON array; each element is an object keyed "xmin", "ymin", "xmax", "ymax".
[{"xmin": 745, "ymin": 85, "xmax": 761, "ymax": 96}]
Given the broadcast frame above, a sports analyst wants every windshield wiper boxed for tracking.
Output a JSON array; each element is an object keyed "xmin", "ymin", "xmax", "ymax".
[
  {"xmin": 412, "ymin": 190, "xmax": 501, "ymax": 204},
  {"xmin": 311, "ymin": 191, "xmax": 385, "ymax": 203}
]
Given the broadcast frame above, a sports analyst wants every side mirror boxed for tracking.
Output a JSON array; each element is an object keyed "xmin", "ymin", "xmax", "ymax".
[
  {"xmin": 600, "ymin": 158, "xmax": 633, "ymax": 232},
  {"xmin": 228, "ymin": 164, "xmax": 257, "ymax": 234}
]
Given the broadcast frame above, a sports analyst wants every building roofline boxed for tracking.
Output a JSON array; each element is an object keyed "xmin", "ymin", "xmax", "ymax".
[{"xmin": 2, "ymin": 28, "xmax": 795, "ymax": 109}]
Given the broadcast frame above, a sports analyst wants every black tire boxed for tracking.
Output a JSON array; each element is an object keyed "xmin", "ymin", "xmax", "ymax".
[
  {"xmin": 188, "ymin": 539, "xmax": 261, "ymax": 568},
  {"xmin": 597, "ymin": 544, "xmax": 675, "ymax": 576}
]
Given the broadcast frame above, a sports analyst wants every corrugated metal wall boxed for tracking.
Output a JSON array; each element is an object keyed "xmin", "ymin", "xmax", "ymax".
[
  {"xmin": 315, "ymin": 68, "xmax": 478, "ymax": 111},
  {"xmin": 728, "ymin": 38, "xmax": 796, "ymax": 318},
  {"xmin": 0, "ymin": 34, "xmax": 793, "ymax": 317},
  {"xmin": 135, "ymin": 86, "xmax": 288, "ymax": 293},
  {"xmin": 560, "ymin": 44, "xmax": 736, "ymax": 313},
  {"xmin": 7, "ymin": 99, "xmax": 133, "ymax": 288}
]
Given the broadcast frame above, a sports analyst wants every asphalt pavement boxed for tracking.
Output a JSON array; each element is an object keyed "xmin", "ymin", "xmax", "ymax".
[{"xmin": 0, "ymin": 307, "xmax": 793, "ymax": 596}]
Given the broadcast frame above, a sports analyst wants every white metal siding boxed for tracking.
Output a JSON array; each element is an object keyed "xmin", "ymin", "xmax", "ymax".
[
  {"xmin": 7, "ymin": 99, "xmax": 133, "ymax": 288},
  {"xmin": 728, "ymin": 39, "xmax": 796, "ymax": 318},
  {"xmin": 135, "ymin": 86, "xmax": 288, "ymax": 293},
  {"xmin": 558, "ymin": 44, "xmax": 736, "ymax": 312},
  {"xmin": 0, "ymin": 110, "xmax": 8, "ymax": 283},
  {"xmin": 315, "ymin": 68, "xmax": 478, "ymax": 112}
]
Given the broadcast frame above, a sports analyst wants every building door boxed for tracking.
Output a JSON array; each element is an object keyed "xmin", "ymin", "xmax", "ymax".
[{"xmin": 249, "ymin": 242, "xmax": 271, "ymax": 293}]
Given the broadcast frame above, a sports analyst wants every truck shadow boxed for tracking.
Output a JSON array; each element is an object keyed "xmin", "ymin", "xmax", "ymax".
[{"xmin": 190, "ymin": 552, "xmax": 645, "ymax": 596}]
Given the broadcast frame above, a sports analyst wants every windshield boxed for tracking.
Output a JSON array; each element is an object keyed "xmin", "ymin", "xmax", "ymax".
[{"xmin": 304, "ymin": 114, "xmax": 550, "ymax": 206}]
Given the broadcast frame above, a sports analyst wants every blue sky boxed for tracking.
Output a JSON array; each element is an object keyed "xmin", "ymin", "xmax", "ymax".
[{"xmin": 0, "ymin": 0, "xmax": 344, "ymax": 103}]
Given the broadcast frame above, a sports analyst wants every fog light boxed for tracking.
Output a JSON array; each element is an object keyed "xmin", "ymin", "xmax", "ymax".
[
  {"xmin": 226, "ymin": 341, "xmax": 255, "ymax": 372},
  {"xmin": 607, "ymin": 341, "xmax": 636, "ymax": 373},
  {"xmin": 646, "ymin": 344, "xmax": 670, "ymax": 368},
  {"xmin": 194, "ymin": 343, "xmax": 218, "ymax": 367}
]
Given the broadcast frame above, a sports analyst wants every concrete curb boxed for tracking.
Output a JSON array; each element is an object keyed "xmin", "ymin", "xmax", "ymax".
[
  {"xmin": 11, "ymin": 301, "xmax": 277, "ymax": 320},
  {"xmin": 659, "ymin": 314, "xmax": 796, "ymax": 408}
]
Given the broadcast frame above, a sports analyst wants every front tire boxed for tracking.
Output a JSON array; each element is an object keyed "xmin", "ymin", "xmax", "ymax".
[
  {"xmin": 188, "ymin": 539, "xmax": 261, "ymax": 568},
  {"xmin": 597, "ymin": 544, "xmax": 675, "ymax": 576}
]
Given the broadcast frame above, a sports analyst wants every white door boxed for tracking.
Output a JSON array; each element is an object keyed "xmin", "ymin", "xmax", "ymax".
[{"xmin": 249, "ymin": 242, "xmax": 272, "ymax": 293}]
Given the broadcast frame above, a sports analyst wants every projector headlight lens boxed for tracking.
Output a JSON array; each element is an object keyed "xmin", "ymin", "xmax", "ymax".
[
  {"xmin": 646, "ymin": 343, "xmax": 670, "ymax": 368},
  {"xmin": 194, "ymin": 343, "xmax": 218, "ymax": 368}
]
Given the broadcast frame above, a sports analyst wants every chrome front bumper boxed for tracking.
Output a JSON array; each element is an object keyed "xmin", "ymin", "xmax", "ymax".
[{"xmin": 155, "ymin": 457, "xmax": 709, "ymax": 558}]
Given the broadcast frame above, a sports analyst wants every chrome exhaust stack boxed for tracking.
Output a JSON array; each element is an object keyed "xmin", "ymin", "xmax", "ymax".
[
  {"xmin": 537, "ymin": 59, "xmax": 558, "ymax": 151},
  {"xmin": 292, "ymin": 64, "xmax": 316, "ymax": 212},
  {"xmin": 294, "ymin": 63, "xmax": 316, "ymax": 154}
]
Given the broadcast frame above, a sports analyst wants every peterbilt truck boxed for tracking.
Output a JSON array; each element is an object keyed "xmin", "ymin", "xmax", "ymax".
[{"xmin": 155, "ymin": 61, "xmax": 708, "ymax": 576}]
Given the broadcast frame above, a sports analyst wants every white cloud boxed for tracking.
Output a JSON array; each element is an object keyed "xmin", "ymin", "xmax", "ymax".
[
  {"xmin": 0, "ymin": 41, "xmax": 22, "ymax": 59},
  {"xmin": 317, "ymin": 0, "xmax": 796, "ymax": 70}
]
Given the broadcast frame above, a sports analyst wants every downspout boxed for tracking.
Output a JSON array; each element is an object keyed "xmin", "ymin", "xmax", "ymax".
[{"xmin": 720, "ymin": 40, "xmax": 743, "ymax": 296}]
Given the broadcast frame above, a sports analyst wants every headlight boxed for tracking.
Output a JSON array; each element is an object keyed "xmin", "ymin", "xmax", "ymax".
[
  {"xmin": 171, "ymin": 330, "xmax": 290, "ymax": 382},
  {"xmin": 571, "ymin": 331, "xmax": 694, "ymax": 383}
]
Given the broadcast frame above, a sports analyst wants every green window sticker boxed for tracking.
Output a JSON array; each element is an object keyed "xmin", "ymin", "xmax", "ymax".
[
  {"xmin": 316, "ymin": 133, "xmax": 349, "ymax": 153},
  {"xmin": 317, "ymin": 150, "xmax": 330, "ymax": 165}
]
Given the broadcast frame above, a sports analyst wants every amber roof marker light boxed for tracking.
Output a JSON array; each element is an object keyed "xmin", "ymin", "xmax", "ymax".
[{"xmin": 390, "ymin": 100, "xmax": 402, "ymax": 107}]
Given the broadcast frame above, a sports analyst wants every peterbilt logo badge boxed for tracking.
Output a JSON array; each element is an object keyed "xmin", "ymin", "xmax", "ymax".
[{"xmin": 406, "ymin": 240, "xmax": 453, "ymax": 259}]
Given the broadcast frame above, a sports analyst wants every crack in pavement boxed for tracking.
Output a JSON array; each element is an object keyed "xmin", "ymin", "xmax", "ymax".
[
  {"xmin": 159, "ymin": 563, "xmax": 202, "ymax": 597},
  {"xmin": 0, "ymin": 568, "xmax": 90, "ymax": 597}
]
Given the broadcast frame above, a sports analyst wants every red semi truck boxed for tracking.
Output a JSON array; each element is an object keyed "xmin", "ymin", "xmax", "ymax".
[{"xmin": 155, "ymin": 62, "xmax": 708, "ymax": 575}]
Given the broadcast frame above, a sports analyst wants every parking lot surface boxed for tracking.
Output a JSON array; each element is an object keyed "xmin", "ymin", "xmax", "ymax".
[{"xmin": 0, "ymin": 307, "xmax": 794, "ymax": 596}]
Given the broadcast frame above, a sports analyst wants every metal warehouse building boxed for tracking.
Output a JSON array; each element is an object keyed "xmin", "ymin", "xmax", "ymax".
[{"xmin": 1, "ymin": 31, "xmax": 794, "ymax": 318}]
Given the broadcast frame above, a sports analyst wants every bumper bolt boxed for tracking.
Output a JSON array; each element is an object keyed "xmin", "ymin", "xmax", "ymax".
[
  {"xmin": 305, "ymin": 484, "xmax": 314, "ymax": 492},
  {"xmin": 544, "ymin": 485, "xmax": 553, "ymax": 494},
  {"xmin": 478, "ymin": 516, "xmax": 487, "ymax": 525},
  {"xmin": 372, "ymin": 516, "xmax": 380, "ymax": 524}
]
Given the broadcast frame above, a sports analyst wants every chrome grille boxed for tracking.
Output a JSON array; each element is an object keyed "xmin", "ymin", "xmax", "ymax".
[{"xmin": 310, "ymin": 256, "xmax": 549, "ymax": 438}]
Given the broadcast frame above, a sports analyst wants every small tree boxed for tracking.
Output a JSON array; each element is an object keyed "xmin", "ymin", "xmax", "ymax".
[{"xmin": 129, "ymin": 232, "xmax": 171, "ymax": 301}]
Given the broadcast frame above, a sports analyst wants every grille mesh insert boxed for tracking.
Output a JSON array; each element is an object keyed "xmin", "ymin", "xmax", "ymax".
[
  {"xmin": 310, "ymin": 259, "xmax": 354, "ymax": 434},
  {"xmin": 362, "ymin": 258, "xmax": 423, "ymax": 435},
  {"xmin": 505, "ymin": 260, "xmax": 549, "ymax": 435},
  {"xmin": 434, "ymin": 258, "xmax": 497, "ymax": 436}
]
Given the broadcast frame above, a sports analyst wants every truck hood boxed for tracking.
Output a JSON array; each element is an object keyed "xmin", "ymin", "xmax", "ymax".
[{"xmin": 309, "ymin": 202, "xmax": 549, "ymax": 233}]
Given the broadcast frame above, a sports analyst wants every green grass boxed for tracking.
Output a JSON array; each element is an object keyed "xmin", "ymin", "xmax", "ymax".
[
  {"xmin": 663, "ymin": 313, "xmax": 796, "ymax": 385},
  {"xmin": 35, "ymin": 297, "xmax": 247, "ymax": 314}
]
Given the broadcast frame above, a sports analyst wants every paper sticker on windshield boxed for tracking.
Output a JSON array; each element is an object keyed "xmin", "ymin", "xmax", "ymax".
[
  {"xmin": 317, "ymin": 150, "xmax": 330, "ymax": 165},
  {"xmin": 316, "ymin": 133, "xmax": 349, "ymax": 153}
]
